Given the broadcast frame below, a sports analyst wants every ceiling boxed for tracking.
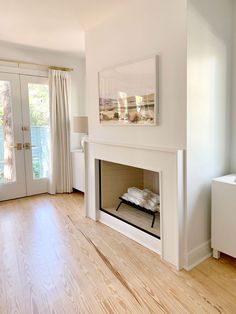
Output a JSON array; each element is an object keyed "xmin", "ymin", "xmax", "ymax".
[{"xmin": 0, "ymin": 0, "xmax": 126, "ymax": 54}]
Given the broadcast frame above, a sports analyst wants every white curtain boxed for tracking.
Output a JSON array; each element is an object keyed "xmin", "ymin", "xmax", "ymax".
[{"xmin": 48, "ymin": 69, "xmax": 72, "ymax": 194}]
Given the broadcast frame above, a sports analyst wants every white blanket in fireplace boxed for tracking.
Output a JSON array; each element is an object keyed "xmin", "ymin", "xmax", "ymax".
[
  {"xmin": 127, "ymin": 187, "xmax": 149, "ymax": 200},
  {"xmin": 122, "ymin": 187, "xmax": 160, "ymax": 212},
  {"xmin": 144, "ymin": 188, "xmax": 160, "ymax": 205}
]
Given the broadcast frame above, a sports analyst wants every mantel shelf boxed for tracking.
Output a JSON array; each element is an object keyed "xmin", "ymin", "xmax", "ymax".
[{"xmin": 87, "ymin": 138, "xmax": 183, "ymax": 154}]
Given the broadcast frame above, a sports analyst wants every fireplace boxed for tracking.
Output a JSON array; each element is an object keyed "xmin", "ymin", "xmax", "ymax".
[
  {"xmin": 85, "ymin": 140, "xmax": 184, "ymax": 269},
  {"xmin": 99, "ymin": 160, "xmax": 161, "ymax": 239}
]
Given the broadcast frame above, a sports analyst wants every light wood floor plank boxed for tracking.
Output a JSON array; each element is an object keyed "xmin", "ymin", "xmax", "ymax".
[{"xmin": 0, "ymin": 192, "xmax": 236, "ymax": 313}]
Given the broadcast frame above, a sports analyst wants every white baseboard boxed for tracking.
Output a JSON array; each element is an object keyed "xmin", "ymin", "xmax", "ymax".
[
  {"xmin": 184, "ymin": 239, "xmax": 212, "ymax": 270},
  {"xmin": 99, "ymin": 211, "xmax": 161, "ymax": 255}
]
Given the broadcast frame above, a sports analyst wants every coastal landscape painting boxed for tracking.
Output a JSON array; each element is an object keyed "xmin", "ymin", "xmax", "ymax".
[{"xmin": 99, "ymin": 56, "xmax": 158, "ymax": 125}]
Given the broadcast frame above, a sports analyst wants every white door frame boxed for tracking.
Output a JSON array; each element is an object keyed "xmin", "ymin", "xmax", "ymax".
[
  {"xmin": 0, "ymin": 73, "xmax": 26, "ymax": 201},
  {"xmin": 20, "ymin": 75, "xmax": 50, "ymax": 196},
  {"xmin": 0, "ymin": 66, "xmax": 49, "ymax": 201}
]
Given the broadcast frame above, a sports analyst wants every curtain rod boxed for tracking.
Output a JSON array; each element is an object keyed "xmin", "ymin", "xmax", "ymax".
[{"xmin": 0, "ymin": 58, "xmax": 73, "ymax": 72}]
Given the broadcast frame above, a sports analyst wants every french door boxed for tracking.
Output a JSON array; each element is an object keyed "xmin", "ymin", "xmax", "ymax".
[{"xmin": 0, "ymin": 73, "xmax": 50, "ymax": 201}]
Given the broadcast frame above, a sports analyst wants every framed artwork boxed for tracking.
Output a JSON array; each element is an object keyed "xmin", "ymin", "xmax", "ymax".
[{"xmin": 98, "ymin": 56, "xmax": 158, "ymax": 125}]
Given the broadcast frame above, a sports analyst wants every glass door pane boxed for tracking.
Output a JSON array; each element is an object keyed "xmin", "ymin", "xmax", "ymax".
[
  {"xmin": 0, "ymin": 80, "xmax": 16, "ymax": 183},
  {"xmin": 28, "ymin": 83, "xmax": 50, "ymax": 180},
  {"xmin": 20, "ymin": 75, "xmax": 50, "ymax": 196},
  {"xmin": 0, "ymin": 73, "xmax": 26, "ymax": 201}
]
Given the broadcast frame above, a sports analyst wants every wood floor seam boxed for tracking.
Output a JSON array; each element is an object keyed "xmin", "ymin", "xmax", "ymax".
[{"xmin": 67, "ymin": 214, "xmax": 141, "ymax": 306}]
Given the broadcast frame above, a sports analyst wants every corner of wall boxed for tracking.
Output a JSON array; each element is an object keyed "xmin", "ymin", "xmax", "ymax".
[{"xmin": 184, "ymin": 239, "xmax": 212, "ymax": 270}]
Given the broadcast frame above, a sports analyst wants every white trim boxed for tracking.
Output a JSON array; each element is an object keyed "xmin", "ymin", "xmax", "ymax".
[
  {"xmin": 88, "ymin": 138, "xmax": 182, "ymax": 153},
  {"xmin": 71, "ymin": 149, "xmax": 83, "ymax": 153},
  {"xmin": 177, "ymin": 150, "xmax": 185, "ymax": 270},
  {"xmin": 184, "ymin": 240, "xmax": 212, "ymax": 270},
  {"xmin": 0, "ymin": 65, "xmax": 48, "ymax": 77},
  {"xmin": 99, "ymin": 211, "xmax": 161, "ymax": 255},
  {"xmin": 159, "ymin": 171, "xmax": 164, "ymax": 259}
]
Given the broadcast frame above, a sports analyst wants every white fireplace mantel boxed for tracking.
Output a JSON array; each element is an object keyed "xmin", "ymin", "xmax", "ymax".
[
  {"xmin": 88, "ymin": 138, "xmax": 183, "ymax": 153},
  {"xmin": 85, "ymin": 140, "xmax": 184, "ymax": 269}
]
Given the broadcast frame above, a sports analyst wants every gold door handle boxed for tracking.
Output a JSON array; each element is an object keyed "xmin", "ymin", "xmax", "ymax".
[
  {"xmin": 9, "ymin": 143, "xmax": 23, "ymax": 150},
  {"xmin": 23, "ymin": 143, "xmax": 36, "ymax": 150}
]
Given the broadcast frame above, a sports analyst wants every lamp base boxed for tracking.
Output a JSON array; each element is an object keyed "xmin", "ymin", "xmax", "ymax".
[{"xmin": 80, "ymin": 134, "xmax": 88, "ymax": 151}]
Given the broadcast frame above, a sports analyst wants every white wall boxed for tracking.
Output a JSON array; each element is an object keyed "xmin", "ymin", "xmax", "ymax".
[
  {"xmin": 85, "ymin": 0, "xmax": 187, "ymax": 268},
  {"xmin": 86, "ymin": 0, "xmax": 187, "ymax": 150},
  {"xmin": 0, "ymin": 41, "xmax": 86, "ymax": 150},
  {"xmin": 186, "ymin": 0, "xmax": 232, "ymax": 265},
  {"xmin": 85, "ymin": 0, "xmax": 234, "ymax": 269},
  {"xmin": 230, "ymin": 3, "xmax": 236, "ymax": 172}
]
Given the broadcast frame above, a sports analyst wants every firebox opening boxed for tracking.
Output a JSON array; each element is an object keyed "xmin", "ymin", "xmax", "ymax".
[{"xmin": 99, "ymin": 160, "xmax": 161, "ymax": 239}]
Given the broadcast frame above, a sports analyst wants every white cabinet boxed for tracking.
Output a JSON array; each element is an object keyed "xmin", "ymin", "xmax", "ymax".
[
  {"xmin": 71, "ymin": 150, "xmax": 85, "ymax": 192},
  {"xmin": 212, "ymin": 174, "xmax": 236, "ymax": 259}
]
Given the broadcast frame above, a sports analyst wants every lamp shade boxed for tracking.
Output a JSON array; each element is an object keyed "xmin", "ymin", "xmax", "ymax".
[{"xmin": 73, "ymin": 116, "xmax": 88, "ymax": 133}]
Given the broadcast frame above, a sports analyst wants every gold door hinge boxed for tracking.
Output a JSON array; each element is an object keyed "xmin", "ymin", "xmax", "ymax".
[{"xmin": 22, "ymin": 126, "xmax": 29, "ymax": 131}]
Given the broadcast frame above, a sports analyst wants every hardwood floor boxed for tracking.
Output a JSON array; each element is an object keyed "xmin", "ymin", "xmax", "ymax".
[{"xmin": 0, "ymin": 192, "xmax": 236, "ymax": 314}]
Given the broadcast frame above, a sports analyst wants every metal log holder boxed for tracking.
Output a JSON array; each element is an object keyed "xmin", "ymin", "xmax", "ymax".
[{"xmin": 116, "ymin": 196, "xmax": 159, "ymax": 228}]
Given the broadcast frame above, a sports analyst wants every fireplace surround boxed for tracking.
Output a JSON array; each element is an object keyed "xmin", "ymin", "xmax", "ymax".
[{"xmin": 85, "ymin": 140, "xmax": 184, "ymax": 269}]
